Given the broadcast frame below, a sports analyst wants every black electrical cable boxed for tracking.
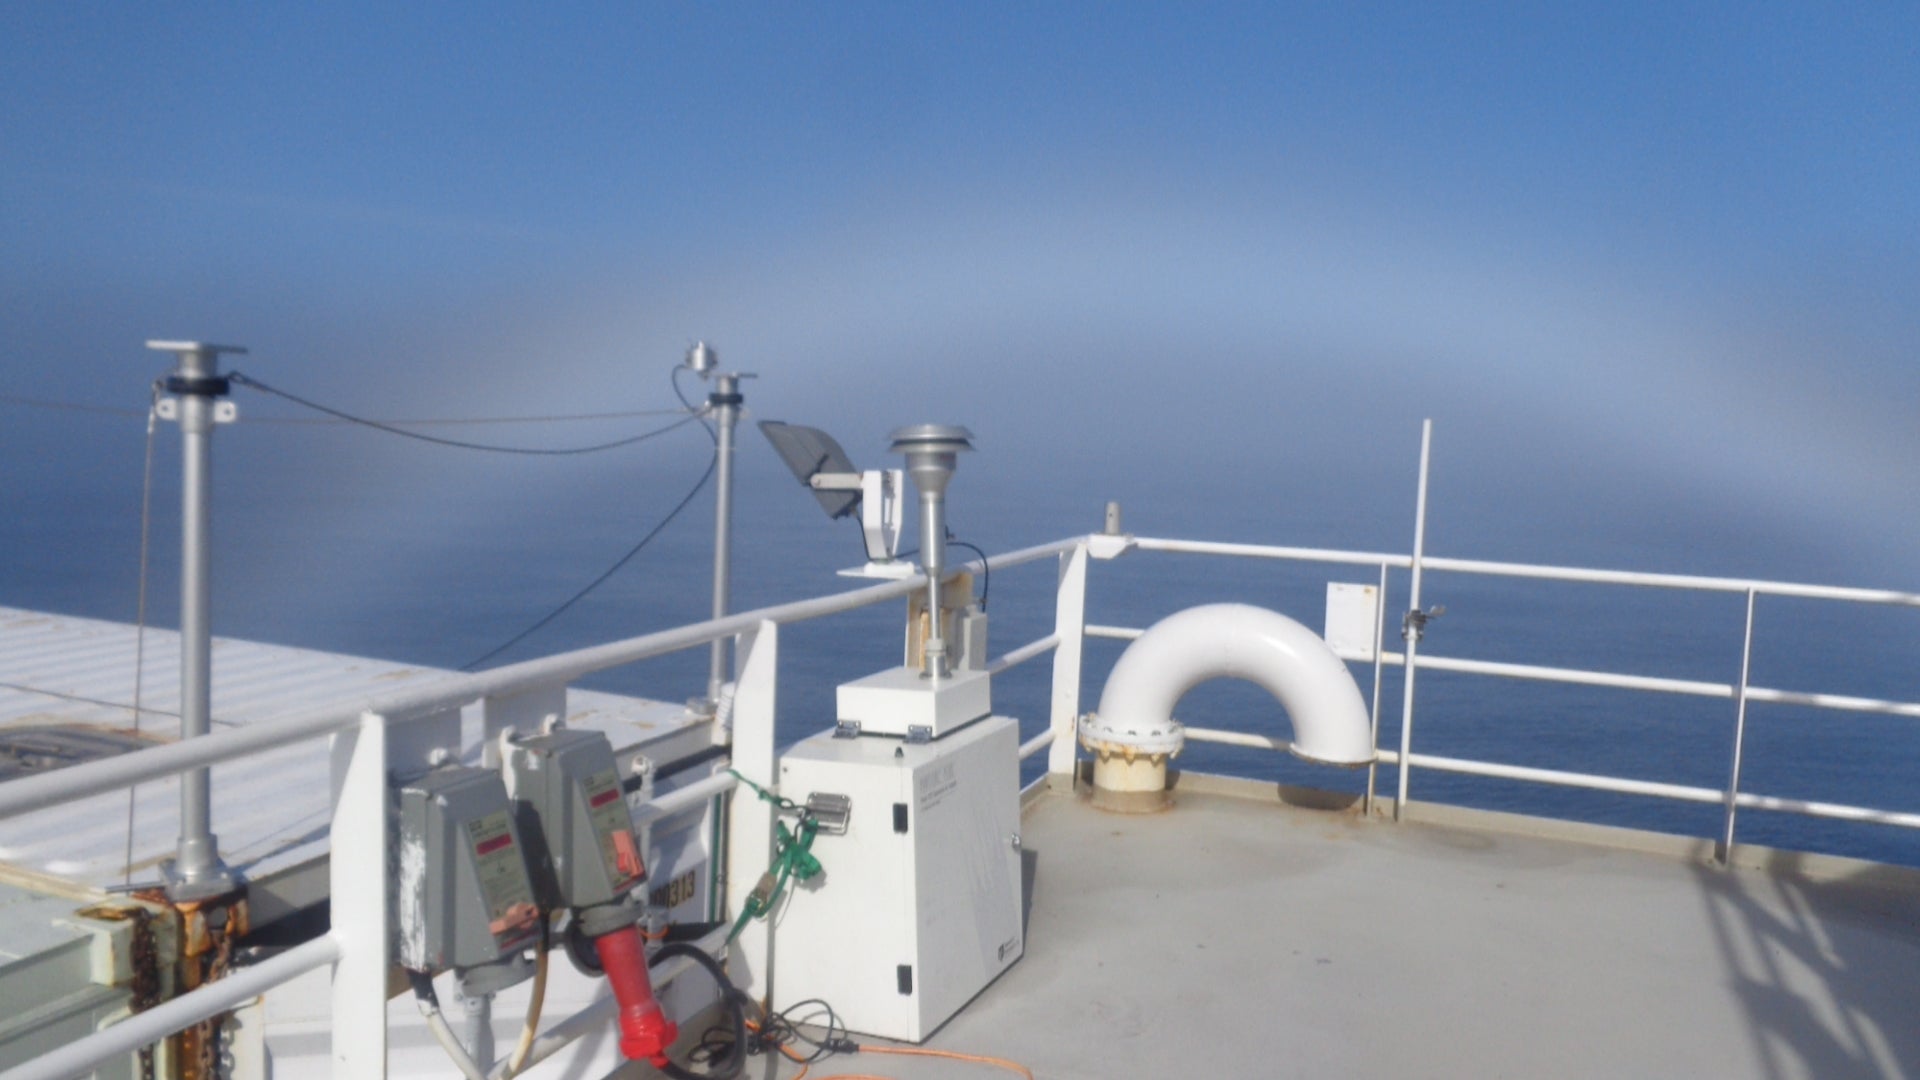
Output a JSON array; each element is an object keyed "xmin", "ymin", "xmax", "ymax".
[
  {"xmin": 228, "ymin": 371, "xmax": 702, "ymax": 455},
  {"xmin": 948, "ymin": 536, "xmax": 990, "ymax": 610},
  {"xmin": 560, "ymin": 914, "xmax": 603, "ymax": 976},
  {"xmin": 756, "ymin": 997, "xmax": 854, "ymax": 1065},
  {"xmin": 650, "ymin": 942, "xmax": 749, "ymax": 1080},
  {"xmin": 0, "ymin": 393, "xmax": 148, "ymax": 418},
  {"xmin": 671, "ymin": 364, "xmax": 720, "ymax": 447},
  {"xmin": 0, "ymin": 389, "xmax": 689, "ymax": 426},
  {"xmin": 455, "ymin": 363, "xmax": 720, "ymax": 671},
  {"xmin": 459, "ymin": 445, "xmax": 717, "ymax": 670},
  {"xmin": 407, "ymin": 969, "xmax": 439, "ymax": 1005}
]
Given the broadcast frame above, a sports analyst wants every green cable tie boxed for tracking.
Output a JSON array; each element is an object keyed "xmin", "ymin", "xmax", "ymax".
[{"xmin": 723, "ymin": 770, "xmax": 823, "ymax": 943}]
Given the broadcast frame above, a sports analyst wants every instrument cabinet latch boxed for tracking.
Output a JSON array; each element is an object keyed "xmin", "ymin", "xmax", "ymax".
[{"xmin": 805, "ymin": 793, "xmax": 852, "ymax": 835}]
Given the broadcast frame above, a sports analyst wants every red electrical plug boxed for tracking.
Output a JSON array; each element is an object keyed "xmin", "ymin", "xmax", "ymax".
[{"xmin": 594, "ymin": 925, "xmax": 678, "ymax": 1064}]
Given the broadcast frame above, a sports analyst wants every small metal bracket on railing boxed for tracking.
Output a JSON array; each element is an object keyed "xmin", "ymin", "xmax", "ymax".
[{"xmin": 1402, "ymin": 604, "xmax": 1446, "ymax": 642}]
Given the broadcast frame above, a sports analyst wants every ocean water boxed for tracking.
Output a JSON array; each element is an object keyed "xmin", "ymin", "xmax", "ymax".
[{"xmin": 4, "ymin": 403, "xmax": 1918, "ymax": 871}]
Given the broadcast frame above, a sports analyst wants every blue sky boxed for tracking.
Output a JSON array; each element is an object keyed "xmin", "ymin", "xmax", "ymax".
[{"xmin": 4, "ymin": 3, "xmax": 1919, "ymax": 628}]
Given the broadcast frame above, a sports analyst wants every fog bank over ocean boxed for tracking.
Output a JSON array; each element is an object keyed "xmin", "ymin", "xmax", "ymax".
[{"xmin": 4, "ymin": 7, "xmax": 1917, "ymax": 863}]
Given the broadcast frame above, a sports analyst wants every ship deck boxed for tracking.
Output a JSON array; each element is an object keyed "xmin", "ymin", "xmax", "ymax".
[{"xmin": 727, "ymin": 773, "xmax": 1920, "ymax": 1080}]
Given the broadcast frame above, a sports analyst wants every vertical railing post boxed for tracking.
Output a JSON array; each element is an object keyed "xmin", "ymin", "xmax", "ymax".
[
  {"xmin": 1046, "ymin": 542, "xmax": 1090, "ymax": 784},
  {"xmin": 1395, "ymin": 420, "xmax": 1434, "ymax": 822},
  {"xmin": 329, "ymin": 711, "xmax": 389, "ymax": 1079},
  {"xmin": 1719, "ymin": 588, "xmax": 1758, "ymax": 862},
  {"xmin": 724, "ymin": 620, "xmax": 779, "ymax": 1000},
  {"xmin": 1363, "ymin": 560, "xmax": 1389, "ymax": 816}
]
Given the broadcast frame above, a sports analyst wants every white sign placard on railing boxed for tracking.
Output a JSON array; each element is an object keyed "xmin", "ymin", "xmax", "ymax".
[{"xmin": 1325, "ymin": 581, "xmax": 1381, "ymax": 661}]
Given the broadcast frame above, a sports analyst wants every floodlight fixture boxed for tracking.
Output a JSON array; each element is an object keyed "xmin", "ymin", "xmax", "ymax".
[
  {"xmin": 759, "ymin": 421, "xmax": 862, "ymax": 520},
  {"xmin": 760, "ymin": 420, "xmax": 908, "ymax": 566}
]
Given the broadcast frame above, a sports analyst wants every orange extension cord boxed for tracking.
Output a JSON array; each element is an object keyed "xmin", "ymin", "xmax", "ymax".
[{"xmin": 840, "ymin": 1045, "xmax": 1036, "ymax": 1079}]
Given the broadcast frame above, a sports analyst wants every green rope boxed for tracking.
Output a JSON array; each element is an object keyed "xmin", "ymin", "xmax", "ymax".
[{"xmin": 726, "ymin": 770, "xmax": 824, "ymax": 943}]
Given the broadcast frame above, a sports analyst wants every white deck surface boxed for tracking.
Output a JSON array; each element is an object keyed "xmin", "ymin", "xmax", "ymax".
[{"xmin": 716, "ymin": 779, "xmax": 1919, "ymax": 1080}]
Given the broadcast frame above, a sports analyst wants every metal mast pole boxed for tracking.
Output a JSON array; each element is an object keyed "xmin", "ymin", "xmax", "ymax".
[
  {"xmin": 685, "ymin": 342, "xmax": 751, "ymax": 707},
  {"xmin": 707, "ymin": 370, "xmax": 742, "ymax": 704},
  {"xmin": 148, "ymin": 340, "xmax": 244, "ymax": 901}
]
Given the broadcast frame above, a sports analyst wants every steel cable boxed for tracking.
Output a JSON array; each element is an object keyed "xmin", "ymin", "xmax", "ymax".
[{"xmin": 227, "ymin": 371, "xmax": 701, "ymax": 455}]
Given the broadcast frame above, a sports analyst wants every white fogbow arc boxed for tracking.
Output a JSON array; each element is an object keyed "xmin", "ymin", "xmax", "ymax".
[{"xmin": 1082, "ymin": 603, "xmax": 1376, "ymax": 768}]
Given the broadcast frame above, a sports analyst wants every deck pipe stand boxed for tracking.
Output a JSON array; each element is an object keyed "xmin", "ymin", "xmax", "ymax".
[
  {"xmin": 1079, "ymin": 603, "xmax": 1376, "ymax": 812},
  {"xmin": 147, "ymin": 340, "xmax": 247, "ymax": 902}
]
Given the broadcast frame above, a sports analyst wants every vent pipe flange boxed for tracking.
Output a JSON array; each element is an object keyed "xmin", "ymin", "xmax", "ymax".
[{"xmin": 1080, "ymin": 603, "xmax": 1375, "ymax": 812}]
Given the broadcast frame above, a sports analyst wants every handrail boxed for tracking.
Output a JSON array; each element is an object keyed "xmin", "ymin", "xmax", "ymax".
[
  {"xmin": 0, "ymin": 537, "xmax": 1082, "ymax": 820},
  {"xmin": 1423, "ymin": 554, "xmax": 1920, "ymax": 607},
  {"xmin": 0, "ymin": 934, "xmax": 342, "ymax": 1080},
  {"xmin": 1132, "ymin": 536, "xmax": 1413, "ymax": 569},
  {"xmin": 1133, "ymin": 534, "xmax": 1920, "ymax": 608},
  {"xmin": 1019, "ymin": 730, "xmax": 1055, "ymax": 760},
  {"xmin": 986, "ymin": 633, "xmax": 1060, "ymax": 676},
  {"xmin": 1099, "ymin": 537, "xmax": 1920, "ymax": 839}
]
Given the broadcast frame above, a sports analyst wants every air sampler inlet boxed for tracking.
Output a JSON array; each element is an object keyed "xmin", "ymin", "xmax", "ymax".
[{"xmin": 888, "ymin": 425, "xmax": 974, "ymax": 677}]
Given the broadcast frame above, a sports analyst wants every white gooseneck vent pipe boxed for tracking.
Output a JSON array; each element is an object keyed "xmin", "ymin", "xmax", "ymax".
[{"xmin": 1080, "ymin": 603, "xmax": 1375, "ymax": 810}]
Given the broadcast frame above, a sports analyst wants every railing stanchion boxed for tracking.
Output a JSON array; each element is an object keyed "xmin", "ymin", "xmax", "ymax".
[
  {"xmin": 724, "ymin": 620, "xmax": 779, "ymax": 1000},
  {"xmin": 1364, "ymin": 561, "xmax": 1389, "ymax": 816},
  {"xmin": 1720, "ymin": 589, "xmax": 1758, "ymax": 861},
  {"xmin": 1047, "ymin": 542, "xmax": 1091, "ymax": 785},
  {"xmin": 329, "ymin": 711, "xmax": 389, "ymax": 1078},
  {"xmin": 1395, "ymin": 420, "xmax": 1434, "ymax": 822}
]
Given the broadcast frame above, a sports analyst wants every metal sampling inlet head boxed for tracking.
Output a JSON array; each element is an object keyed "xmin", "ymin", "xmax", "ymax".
[
  {"xmin": 889, "ymin": 425, "xmax": 974, "ymax": 676},
  {"xmin": 888, "ymin": 424, "xmax": 974, "ymax": 499}
]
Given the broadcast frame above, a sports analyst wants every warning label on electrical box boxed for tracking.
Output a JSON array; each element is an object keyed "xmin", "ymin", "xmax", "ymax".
[{"xmin": 469, "ymin": 811, "xmax": 535, "ymax": 932}]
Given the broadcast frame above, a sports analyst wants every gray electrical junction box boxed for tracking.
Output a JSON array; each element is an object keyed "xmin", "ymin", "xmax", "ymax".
[
  {"xmin": 503, "ymin": 728, "xmax": 647, "ymax": 914},
  {"xmin": 395, "ymin": 766, "xmax": 542, "ymax": 976}
]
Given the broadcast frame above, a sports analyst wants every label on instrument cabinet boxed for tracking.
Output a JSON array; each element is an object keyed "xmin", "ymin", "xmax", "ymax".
[{"xmin": 916, "ymin": 761, "xmax": 959, "ymax": 813}]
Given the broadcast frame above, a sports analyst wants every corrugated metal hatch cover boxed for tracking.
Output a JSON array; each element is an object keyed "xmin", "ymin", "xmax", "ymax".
[{"xmin": 0, "ymin": 719, "xmax": 165, "ymax": 781}]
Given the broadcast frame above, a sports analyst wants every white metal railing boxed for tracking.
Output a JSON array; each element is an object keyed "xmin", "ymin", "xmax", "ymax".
[
  {"xmin": 1101, "ymin": 534, "xmax": 1920, "ymax": 847},
  {"xmin": 0, "ymin": 538, "xmax": 1079, "ymax": 1080},
  {"xmin": 8, "ymin": 511, "xmax": 1920, "ymax": 1079}
]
